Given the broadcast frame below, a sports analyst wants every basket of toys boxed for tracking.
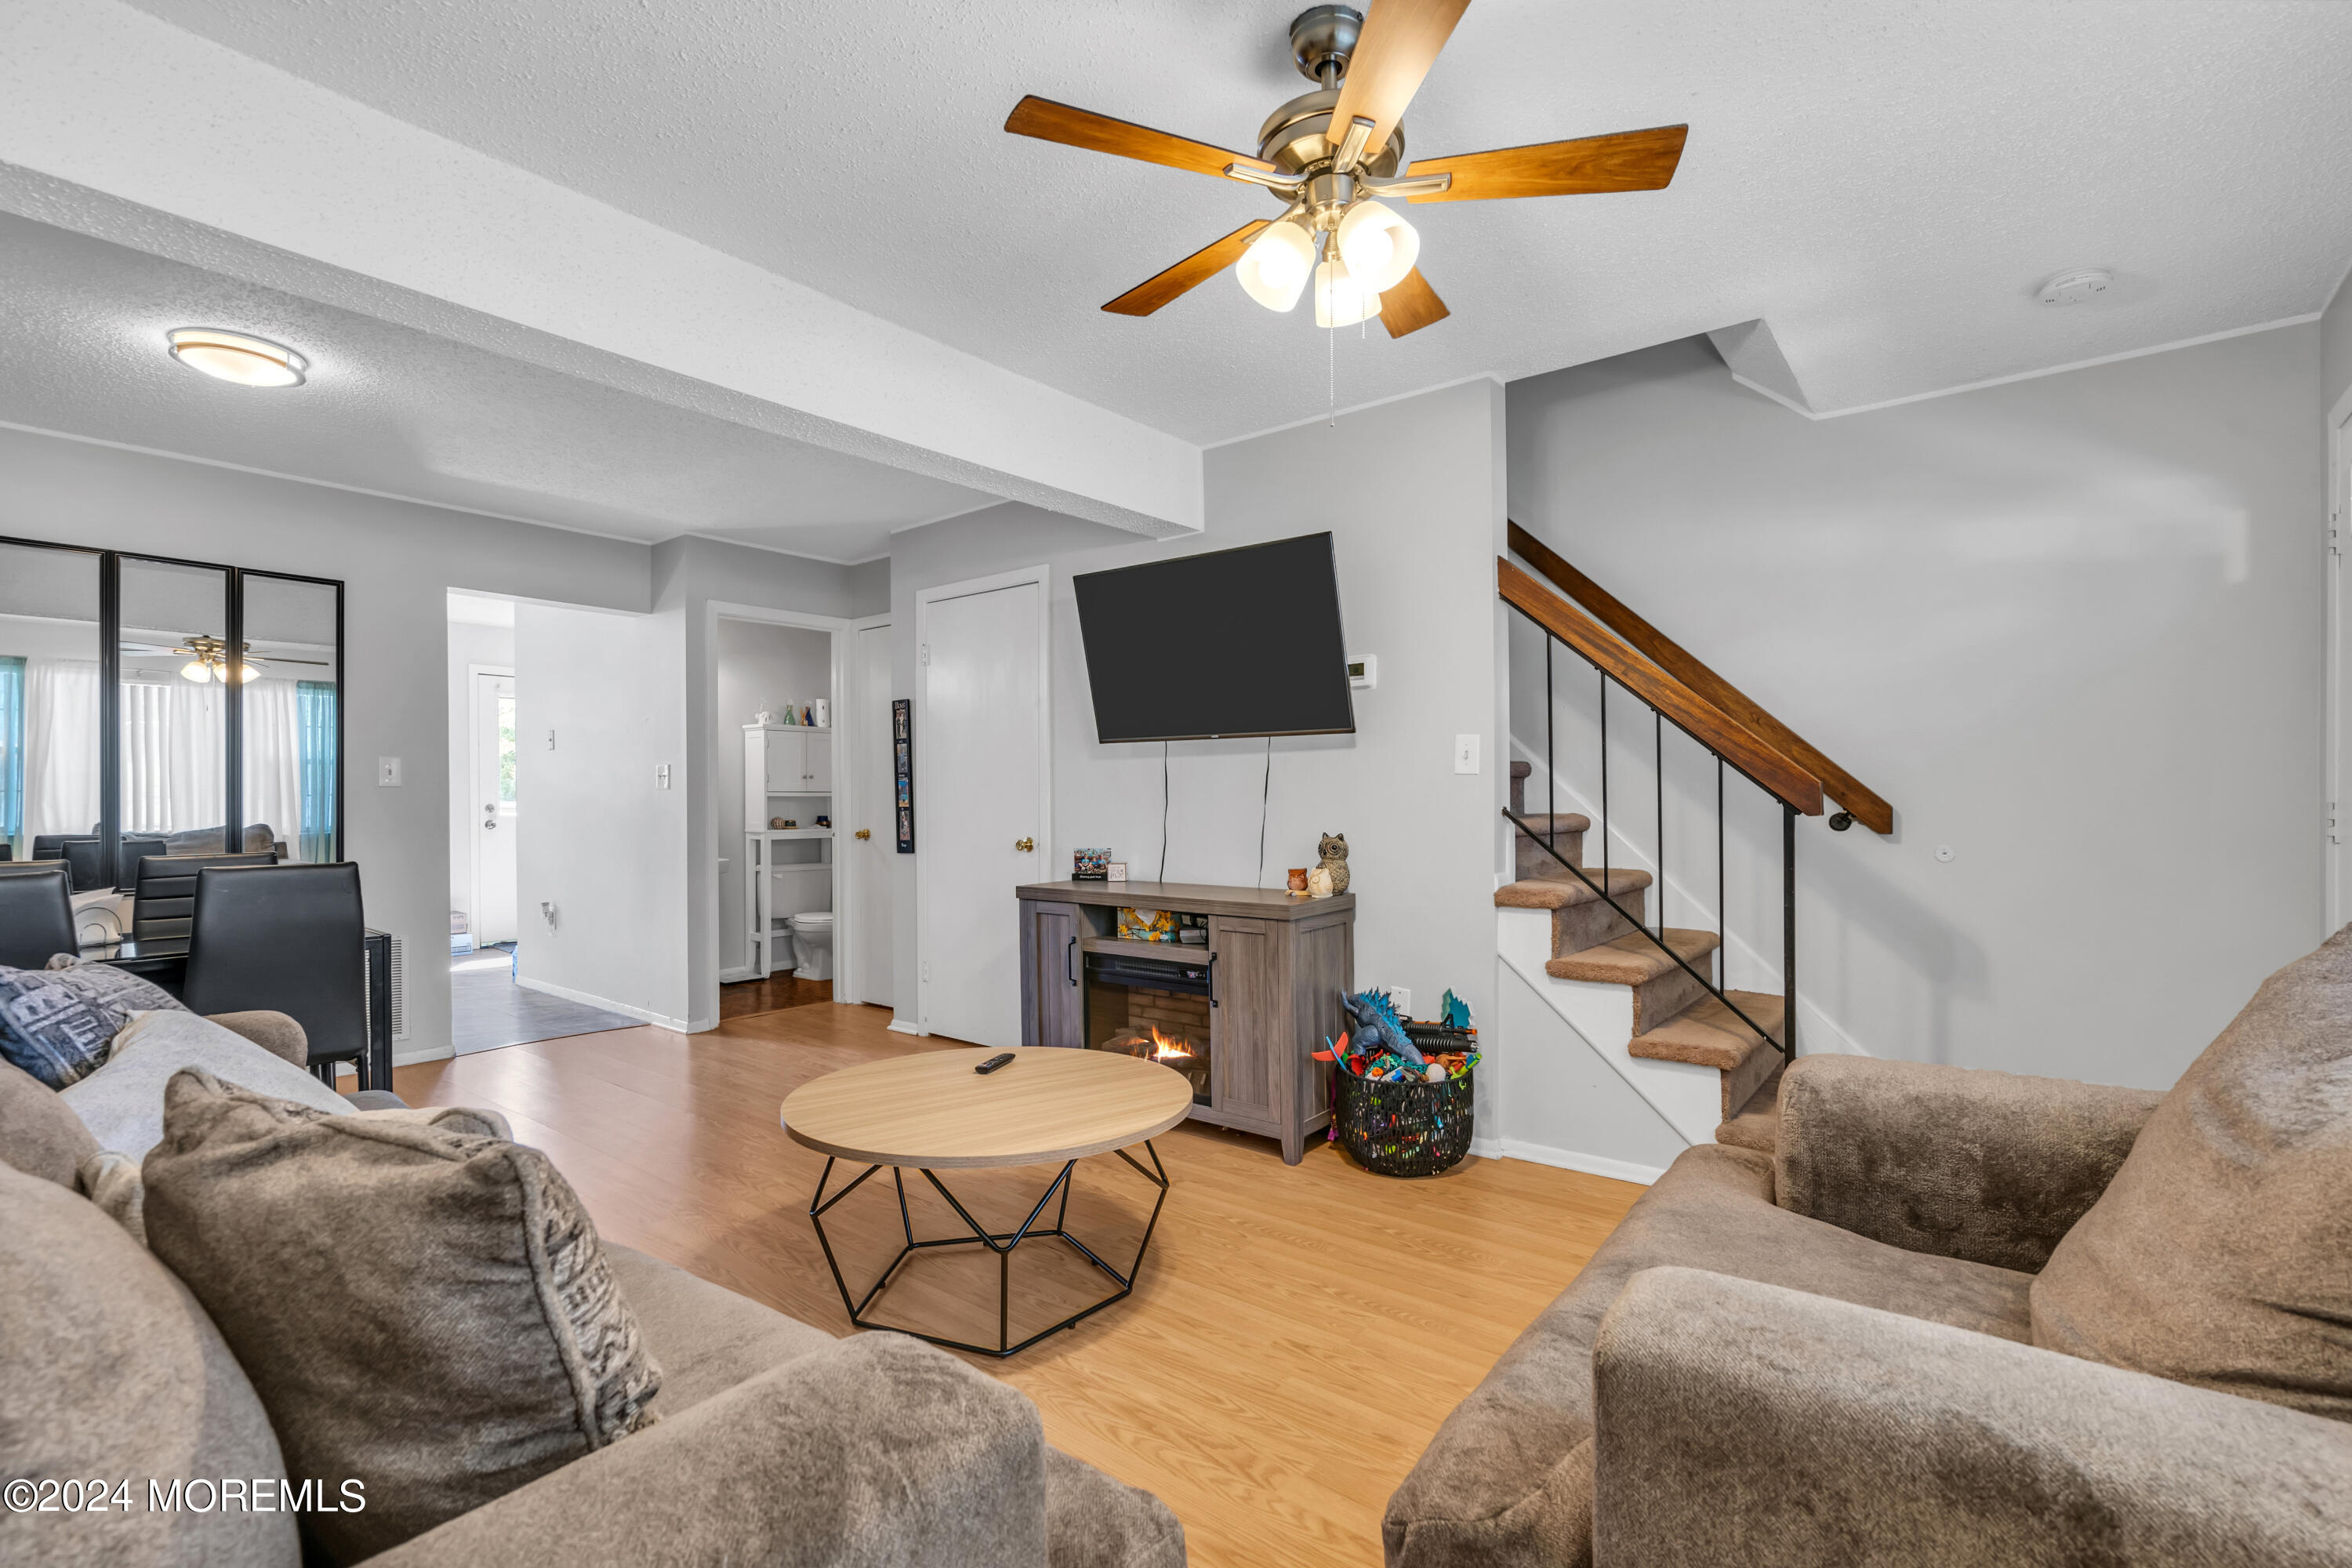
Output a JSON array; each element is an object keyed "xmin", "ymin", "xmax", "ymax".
[{"xmin": 1316, "ymin": 988, "xmax": 1478, "ymax": 1178}]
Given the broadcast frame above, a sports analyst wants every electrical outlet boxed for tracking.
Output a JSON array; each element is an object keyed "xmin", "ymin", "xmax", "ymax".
[
  {"xmin": 1454, "ymin": 734, "xmax": 1480, "ymax": 775},
  {"xmin": 655, "ymin": 763, "xmax": 672, "ymax": 790},
  {"xmin": 1347, "ymin": 654, "xmax": 1377, "ymax": 690},
  {"xmin": 1391, "ymin": 986, "xmax": 1412, "ymax": 1017},
  {"xmin": 376, "ymin": 757, "xmax": 401, "ymax": 786},
  {"xmin": 546, "ymin": 729, "xmax": 556, "ymax": 750}
]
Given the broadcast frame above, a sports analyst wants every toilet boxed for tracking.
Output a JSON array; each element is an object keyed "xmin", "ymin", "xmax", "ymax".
[{"xmin": 788, "ymin": 910, "xmax": 834, "ymax": 981}]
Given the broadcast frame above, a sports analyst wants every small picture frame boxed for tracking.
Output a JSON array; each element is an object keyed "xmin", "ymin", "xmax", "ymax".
[
  {"xmin": 1072, "ymin": 848, "xmax": 1110, "ymax": 882},
  {"xmin": 1107, "ymin": 861, "xmax": 1127, "ymax": 882}
]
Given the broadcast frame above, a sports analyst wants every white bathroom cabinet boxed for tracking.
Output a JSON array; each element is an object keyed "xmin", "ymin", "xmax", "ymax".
[{"xmin": 748, "ymin": 726, "xmax": 832, "ymax": 804}]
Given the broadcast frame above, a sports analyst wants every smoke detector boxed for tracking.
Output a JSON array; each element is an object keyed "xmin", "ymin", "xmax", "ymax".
[{"xmin": 2037, "ymin": 268, "xmax": 2114, "ymax": 306}]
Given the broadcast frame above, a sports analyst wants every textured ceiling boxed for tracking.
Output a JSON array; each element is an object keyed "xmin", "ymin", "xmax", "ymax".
[
  {"xmin": 125, "ymin": 0, "xmax": 2352, "ymax": 437},
  {"xmin": 0, "ymin": 212, "xmax": 995, "ymax": 561}
]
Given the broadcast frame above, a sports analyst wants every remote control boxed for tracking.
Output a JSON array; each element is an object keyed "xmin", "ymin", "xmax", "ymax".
[{"xmin": 974, "ymin": 1052, "xmax": 1016, "ymax": 1075}]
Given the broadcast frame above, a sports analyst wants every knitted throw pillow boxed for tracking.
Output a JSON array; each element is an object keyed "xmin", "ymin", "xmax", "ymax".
[
  {"xmin": 0, "ymin": 960, "xmax": 187, "ymax": 1088},
  {"xmin": 142, "ymin": 1069, "xmax": 662, "ymax": 1563}
]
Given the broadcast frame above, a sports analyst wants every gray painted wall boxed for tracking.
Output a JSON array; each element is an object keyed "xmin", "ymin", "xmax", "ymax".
[
  {"xmin": 1506, "ymin": 327, "xmax": 2323, "ymax": 1089},
  {"xmin": 885, "ymin": 380, "xmax": 1510, "ymax": 1126},
  {"xmin": 0, "ymin": 424, "xmax": 880, "ymax": 1058}
]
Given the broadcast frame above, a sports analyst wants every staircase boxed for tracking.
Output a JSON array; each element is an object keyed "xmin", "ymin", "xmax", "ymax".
[{"xmin": 1505, "ymin": 762, "xmax": 1784, "ymax": 1148}]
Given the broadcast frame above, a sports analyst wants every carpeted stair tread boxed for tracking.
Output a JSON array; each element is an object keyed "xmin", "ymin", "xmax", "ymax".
[
  {"xmin": 1545, "ymin": 927, "xmax": 1719, "ymax": 985},
  {"xmin": 1512, "ymin": 812, "xmax": 1591, "ymax": 835},
  {"xmin": 1629, "ymin": 991, "xmax": 1786, "ymax": 1072},
  {"xmin": 1715, "ymin": 1062, "xmax": 1784, "ymax": 1153},
  {"xmin": 1494, "ymin": 868, "xmax": 1651, "ymax": 910}
]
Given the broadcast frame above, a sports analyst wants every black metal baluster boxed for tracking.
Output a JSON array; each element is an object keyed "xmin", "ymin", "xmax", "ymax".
[
  {"xmin": 1545, "ymin": 636, "xmax": 1555, "ymax": 859},
  {"xmin": 1653, "ymin": 710, "xmax": 1664, "ymax": 935},
  {"xmin": 1782, "ymin": 804, "xmax": 1797, "ymax": 1063},
  {"xmin": 1716, "ymin": 756, "xmax": 1726, "ymax": 991},
  {"xmin": 1599, "ymin": 673, "xmax": 1610, "ymax": 894}
]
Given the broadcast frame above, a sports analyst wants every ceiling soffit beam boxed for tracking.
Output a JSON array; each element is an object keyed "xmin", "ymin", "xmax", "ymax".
[{"xmin": 0, "ymin": 0, "xmax": 1201, "ymax": 539}]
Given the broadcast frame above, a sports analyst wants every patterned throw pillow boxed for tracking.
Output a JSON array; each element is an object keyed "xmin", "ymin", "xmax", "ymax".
[{"xmin": 0, "ymin": 963, "xmax": 190, "ymax": 1089}]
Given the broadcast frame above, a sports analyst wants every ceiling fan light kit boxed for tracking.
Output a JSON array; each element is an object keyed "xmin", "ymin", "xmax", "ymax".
[{"xmin": 1004, "ymin": 1, "xmax": 1687, "ymax": 338}]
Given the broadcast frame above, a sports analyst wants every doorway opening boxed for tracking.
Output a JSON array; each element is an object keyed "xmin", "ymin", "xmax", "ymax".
[
  {"xmin": 447, "ymin": 590, "xmax": 633, "ymax": 1053},
  {"xmin": 717, "ymin": 614, "xmax": 838, "ymax": 1020}
]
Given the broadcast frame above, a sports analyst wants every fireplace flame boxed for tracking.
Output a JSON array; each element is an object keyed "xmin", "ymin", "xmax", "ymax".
[{"xmin": 1147, "ymin": 1024, "xmax": 1192, "ymax": 1061}]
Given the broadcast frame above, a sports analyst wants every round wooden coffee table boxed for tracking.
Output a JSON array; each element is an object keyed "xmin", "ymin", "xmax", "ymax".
[{"xmin": 781, "ymin": 1047, "xmax": 1192, "ymax": 1357}]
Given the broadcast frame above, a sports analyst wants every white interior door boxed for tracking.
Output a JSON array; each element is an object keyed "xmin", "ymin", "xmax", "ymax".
[
  {"xmin": 472, "ymin": 670, "xmax": 519, "ymax": 944},
  {"xmin": 921, "ymin": 579, "xmax": 1045, "ymax": 1046},
  {"xmin": 854, "ymin": 622, "xmax": 895, "ymax": 1007},
  {"xmin": 2333, "ymin": 403, "xmax": 2352, "ymax": 932}
]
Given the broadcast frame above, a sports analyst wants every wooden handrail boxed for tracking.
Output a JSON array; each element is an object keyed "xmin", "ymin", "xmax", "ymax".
[
  {"xmin": 1507, "ymin": 521, "xmax": 1894, "ymax": 834},
  {"xmin": 1499, "ymin": 559, "xmax": 1824, "ymax": 816}
]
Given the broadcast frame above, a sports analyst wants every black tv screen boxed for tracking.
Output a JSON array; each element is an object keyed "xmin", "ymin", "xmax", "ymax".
[{"xmin": 1073, "ymin": 532, "xmax": 1355, "ymax": 742}]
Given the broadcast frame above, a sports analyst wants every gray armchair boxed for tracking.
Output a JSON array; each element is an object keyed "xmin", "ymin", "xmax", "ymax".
[{"xmin": 1388, "ymin": 928, "xmax": 2352, "ymax": 1568}]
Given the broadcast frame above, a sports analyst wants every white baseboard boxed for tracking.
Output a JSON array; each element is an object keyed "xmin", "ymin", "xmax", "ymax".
[
  {"xmin": 391, "ymin": 1043, "xmax": 452, "ymax": 1067},
  {"xmin": 514, "ymin": 975, "xmax": 688, "ymax": 1033},
  {"xmin": 718, "ymin": 966, "xmax": 755, "ymax": 983},
  {"xmin": 886, "ymin": 1018, "xmax": 924, "ymax": 1036},
  {"xmin": 1486, "ymin": 1135, "xmax": 1664, "ymax": 1186}
]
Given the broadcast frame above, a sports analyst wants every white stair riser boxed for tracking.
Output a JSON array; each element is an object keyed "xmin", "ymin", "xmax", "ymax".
[{"xmin": 1499, "ymin": 908, "xmax": 1727, "ymax": 1145}]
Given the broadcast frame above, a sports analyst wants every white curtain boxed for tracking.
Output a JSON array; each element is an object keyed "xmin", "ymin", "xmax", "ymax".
[
  {"xmin": 24, "ymin": 658, "xmax": 100, "ymax": 838},
  {"xmin": 118, "ymin": 677, "xmax": 224, "ymax": 836},
  {"xmin": 20, "ymin": 661, "xmax": 306, "ymax": 842},
  {"xmin": 242, "ymin": 677, "xmax": 303, "ymax": 848}
]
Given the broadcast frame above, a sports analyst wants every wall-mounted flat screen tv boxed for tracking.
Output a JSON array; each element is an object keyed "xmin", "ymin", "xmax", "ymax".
[{"xmin": 1073, "ymin": 532, "xmax": 1354, "ymax": 742}]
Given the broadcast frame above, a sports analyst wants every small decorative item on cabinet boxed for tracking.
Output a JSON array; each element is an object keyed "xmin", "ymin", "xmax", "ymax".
[
  {"xmin": 1317, "ymin": 833, "xmax": 1351, "ymax": 894},
  {"xmin": 779, "ymin": 705, "xmax": 799, "ymax": 724},
  {"xmin": 1306, "ymin": 866, "xmax": 1334, "ymax": 898},
  {"xmin": 1072, "ymin": 848, "xmax": 1109, "ymax": 881},
  {"xmin": 815, "ymin": 815, "xmax": 830, "ymax": 828},
  {"xmin": 779, "ymin": 818, "xmax": 798, "ymax": 829},
  {"xmin": 1116, "ymin": 907, "xmax": 1175, "ymax": 942},
  {"xmin": 1107, "ymin": 861, "xmax": 1127, "ymax": 882},
  {"xmin": 769, "ymin": 816, "xmax": 789, "ymax": 829},
  {"xmin": 1287, "ymin": 867, "xmax": 1309, "ymax": 894},
  {"xmin": 801, "ymin": 705, "xmax": 815, "ymax": 727},
  {"xmin": 755, "ymin": 708, "xmax": 782, "ymax": 725},
  {"xmin": 812, "ymin": 699, "xmax": 829, "ymax": 728}
]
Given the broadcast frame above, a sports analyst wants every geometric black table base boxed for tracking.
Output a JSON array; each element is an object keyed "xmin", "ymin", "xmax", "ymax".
[{"xmin": 806, "ymin": 1140, "xmax": 1170, "ymax": 1358}]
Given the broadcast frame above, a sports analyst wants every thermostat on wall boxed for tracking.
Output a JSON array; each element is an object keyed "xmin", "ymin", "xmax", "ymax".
[{"xmin": 1348, "ymin": 655, "xmax": 1377, "ymax": 690}]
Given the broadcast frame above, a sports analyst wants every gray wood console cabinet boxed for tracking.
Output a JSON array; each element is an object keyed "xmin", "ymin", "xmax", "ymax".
[{"xmin": 1016, "ymin": 880, "xmax": 1354, "ymax": 1164}]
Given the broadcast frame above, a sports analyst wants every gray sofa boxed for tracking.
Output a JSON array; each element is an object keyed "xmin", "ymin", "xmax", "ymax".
[
  {"xmin": 1, "ymin": 1018, "xmax": 1185, "ymax": 1566},
  {"xmin": 1386, "ymin": 933, "xmax": 2352, "ymax": 1566}
]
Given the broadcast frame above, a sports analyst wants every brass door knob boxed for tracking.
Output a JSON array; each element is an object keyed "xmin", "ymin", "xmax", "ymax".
[
  {"xmin": 854, "ymin": 829, "xmax": 872, "ymax": 840},
  {"xmin": 1015, "ymin": 837, "xmax": 1036, "ymax": 852}
]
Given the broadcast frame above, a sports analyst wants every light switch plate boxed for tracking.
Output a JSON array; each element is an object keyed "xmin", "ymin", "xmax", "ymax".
[
  {"xmin": 1454, "ymin": 734, "xmax": 1480, "ymax": 775},
  {"xmin": 376, "ymin": 757, "xmax": 401, "ymax": 786}
]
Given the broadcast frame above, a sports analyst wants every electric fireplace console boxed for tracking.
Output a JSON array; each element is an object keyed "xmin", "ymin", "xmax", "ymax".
[{"xmin": 1016, "ymin": 880, "xmax": 1355, "ymax": 1164}]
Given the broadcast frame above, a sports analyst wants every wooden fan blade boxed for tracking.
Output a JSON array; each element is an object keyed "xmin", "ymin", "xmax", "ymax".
[
  {"xmin": 1102, "ymin": 221, "xmax": 1272, "ymax": 316},
  {"xmin": 1379, "ymin": 268, "xmax": 1450, "ymax": 337},
  {"xmin": 1331, "ymin": 0, "xmax": 1473, "ymax": 162},
  {"xmin": 1006, "ymin": 96, "xmax": 1273, "ymax": 178},
  {"xmin": 1406, "ymin": 124, "xmax": 1687, "ymax": 202}
]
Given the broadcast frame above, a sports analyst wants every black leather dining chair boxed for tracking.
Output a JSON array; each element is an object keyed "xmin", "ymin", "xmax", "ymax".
[
  {"xmin": 131, "ymin": 851, "xmax": 277, "ymax": 944},
  {"xmin": 32, "ymin": 835, "xmax": 107, "ymax": 892},
  {"xmin": 181, "ymin": 862, "xmax": 366, "ymax": 1087},
  {"xmin": 0, "ymin": 863, "xmax": 77, "ymax": 971}
]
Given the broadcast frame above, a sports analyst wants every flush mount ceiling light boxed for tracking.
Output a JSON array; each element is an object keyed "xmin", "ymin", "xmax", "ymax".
[
  {"xmin": 2037, "ymin": 268, "xmax": 2114, "ymax": 306},
  {"xmin": 1005, "ymin": 2, "xmax": 1690, "ymax": 337},
  {"xmin": 167, "ymin": 328, "xmax": 307, "ymax": 387}
]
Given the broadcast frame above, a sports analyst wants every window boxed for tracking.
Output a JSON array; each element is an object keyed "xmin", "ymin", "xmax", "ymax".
[{"xmin": 0, "ymin": 655, "xmax": 22, "ymax": 852}]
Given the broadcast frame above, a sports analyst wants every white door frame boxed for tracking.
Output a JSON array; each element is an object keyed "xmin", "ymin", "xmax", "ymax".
[
  {"xmin": 912, "ymin": 564, "xmax": 1054, "ymax": 1037},
  {"xmin": 465, "ymin": 662, "xmax": 516, "ymax": 946},
  {"xmin": 2328, "ymin": 384, "xmax": 2352, "ymax": 933},
  {"xmin": 705, "ymin": 602, "xmax": 855, "ymax": 1007},
  {"xmin": 844, "ymin": 611, "xmax": 892, "ymax": 1010}
]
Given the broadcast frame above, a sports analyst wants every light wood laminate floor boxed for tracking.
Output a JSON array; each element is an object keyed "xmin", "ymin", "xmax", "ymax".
[{"xmin": 394, "ymin": 1003, "xmax": 1642, "ymax": 1568}]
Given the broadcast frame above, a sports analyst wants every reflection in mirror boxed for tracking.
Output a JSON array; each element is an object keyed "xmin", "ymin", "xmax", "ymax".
[
  {"xmin": 241, "ymin": 575, "xmax": 339, "ymax": 862},
  {"xmin": 0, "ymin": 542, "xmax": 101, "ymax": 869},
  {"xmin": 118, "ymin": 557, "xmax": 234, "ymax": 870}
]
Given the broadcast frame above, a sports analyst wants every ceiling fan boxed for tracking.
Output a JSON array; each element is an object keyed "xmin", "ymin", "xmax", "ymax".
[
  {"xmin": 1005, "ymin": 1, "xmax": 1687, "ymax": 337},
  {"xmin": 118, "ymin": 634, "xmax": 331, "ymax": 684}
]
